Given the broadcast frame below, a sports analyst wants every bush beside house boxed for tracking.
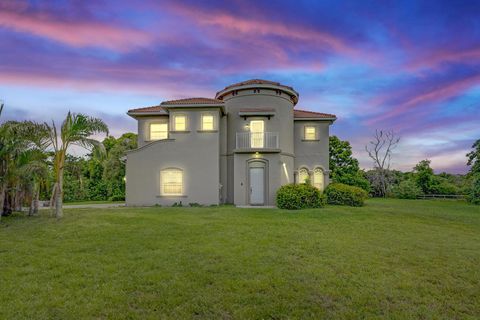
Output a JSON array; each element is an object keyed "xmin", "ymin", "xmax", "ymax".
[
  {"xmin": 325, "ymin": 183, "xmax": 368, "ymax": 206},
  {"xmin": 276, "ymin": 183, "xmax": 326, "ymax": 209}
]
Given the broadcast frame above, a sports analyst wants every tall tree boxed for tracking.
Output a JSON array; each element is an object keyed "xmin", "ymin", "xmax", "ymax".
[
  {"xmin": 47, "ymin": 112, "xmax": 108, "ymax": 218},
  {"xmin": 413, "ymin": 160, "xmax": 435, "ymax": 194},
  {"xmin": 329, "ymin": 136, "xmax": 360, "ymax": 177},
  {"xmin": 365, "ymin": 130, "xmax": 400, "ymax": 197},
  {"xmin": 467, "ymin": 139, "xmax": 480, "ymax": 176},
  {"xmin": 329, "ymin": 136, "xmax": 370, "ymax": 191}
]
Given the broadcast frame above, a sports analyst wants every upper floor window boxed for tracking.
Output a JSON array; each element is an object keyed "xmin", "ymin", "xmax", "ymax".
[
  {"xmin": 304, "ymin": 126, "xmax": 316, "ymax": 140},
  {"xmin": 173, "ymin": 115, "xmax": 187, "ymax": 131},
  {"xmin": 160, "ymin": 168, "xmax": 183, "ymax": 195},
  {"xmin": 201, "ymin": 114, "xmax": 214, "ymax": 131},
  {"xmin": 150, "ymin": 123, "xmax": 168, "ymax": 140},
  {"xmin": 298, "ymin": 168, "xmax": 309, "ymax": 184},
  {"xmin": 250, "ymin": 120, "xmax": 264, "ymax": 148},
  {"xmin": 313, "ymin": 168, "xmax": 324, "ymax": 191}
]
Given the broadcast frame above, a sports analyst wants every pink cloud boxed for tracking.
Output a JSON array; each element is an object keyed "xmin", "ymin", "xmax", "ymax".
[
  {"xmin": 408, "ymin": 47, "xmax": 480, "ymax": 71},
  {"xmin": 366, "ymin": 74, "xmax": 480, "ymax": 125},
  {"xmin": 0, "ymin": 5, "xmax": 153, "ymax": 51},
  {"xmin": 164, "ymin": 2, "xmax": 365, "ymax": 60}
]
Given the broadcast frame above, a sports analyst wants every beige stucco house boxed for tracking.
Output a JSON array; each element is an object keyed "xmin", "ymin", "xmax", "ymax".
[{"xmin": 126, "ymin": 79, "xmax": 336, "ymax": 206}]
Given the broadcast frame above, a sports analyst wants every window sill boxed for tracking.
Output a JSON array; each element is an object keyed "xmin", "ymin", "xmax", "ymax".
[
  {"xmin": 170, "ymin": 131, "xmax": 190, "ymax": 133},
  {"xmin": 197, "ymin": 130, "xmax": 218, "ymax": 133},
  {"xmin": 157, "ymin": 195, "xmax": 188, "ymax": 198},
  {"xmin": 302, "ymin": 139, "xmax": 320, "ymax": 142}
]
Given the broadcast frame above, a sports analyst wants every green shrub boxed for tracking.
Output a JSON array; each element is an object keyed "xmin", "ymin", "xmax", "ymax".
[
  {"xmin": 390, "ymin": 179, "xmax": 423, "ymax": 199},
  {"xmin": 334, "ymin": 173, "xmax": 371, "ymax": 193},
  {"xmin": 467, "ymin": 175, "xmax": 480, "ymax": 205},
  {"xmin": 325, "ymin": 183, "xmax": 368, "ymax": 206},
  {"xmin": 276, "ymin": 183, "xmax": 326, "ymax": 210},
  {"xmin": 172, "ymin": 201, "xmax": 183, "ymax": 207},
  {"xmin": 109, "ymin": 194, "xmax": 125, "ymax": 201}
]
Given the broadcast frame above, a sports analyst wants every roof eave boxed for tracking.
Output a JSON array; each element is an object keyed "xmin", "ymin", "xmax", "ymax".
[
  {"xmin": 215, "ymin": 83, "xmax": 299, "ymax": 104},
  {"xmin": 127, "ymin": 111, "xmax": 168, "ymax": 118},
  {"xmin": 161, "ymin": 104, "xmax": 225, "ymax": 113},
  {"xmin": 294, "ymin": 117, "xmax": 337, "ymax": 122}
]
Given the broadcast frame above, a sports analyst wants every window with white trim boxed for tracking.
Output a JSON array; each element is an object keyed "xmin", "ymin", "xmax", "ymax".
[
  {"xmin": 174, "ymin": 115, "xmax": 187, "ymax": 131},
  {"xmin": 160, "ymin": 169, "xmax": 183, "ymax": 195},
  {"xmin": 313, "ymin": 168, "xmax": 324, "ymax": 191},
  {"xmin": 304, "ymin": 126, "xmax": 316, "ymax": 140},
  {"xmin": 150, "ymin": 123, "xmax": 168, "ymax": 140},
  {"xmin": 201, "ymin": 114, "xmax": 214, "ymax": 130},
  {"xmin": 298, "ymin": 168, "xmax": 309, "ymax": 184}
]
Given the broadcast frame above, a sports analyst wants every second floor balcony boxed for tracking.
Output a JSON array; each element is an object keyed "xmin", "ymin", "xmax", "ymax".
[{"xmin": 235, "ymin": 132, "xmax": 279, "ymax": 151}]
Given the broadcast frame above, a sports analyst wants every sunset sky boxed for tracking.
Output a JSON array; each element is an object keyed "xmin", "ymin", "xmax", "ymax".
[{"xmin": 1, "ymin": 0, "xmax": 479, "ymax": 173}]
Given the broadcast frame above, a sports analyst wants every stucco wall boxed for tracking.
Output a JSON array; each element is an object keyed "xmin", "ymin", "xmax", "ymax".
[
  {"xmin": 293, "ymin": 120, "xmax": 331, "ymax": 184},
  {"xmin": 232, "ymin": 153, "xmax": 293, "ymax": 206},
  {"xmin": 223, "ymin": 89, "xmax": 295, "ymax": 155},
  {"xmin": 126, "ymin": 109, "xmax": 221, "ymax": 206}
]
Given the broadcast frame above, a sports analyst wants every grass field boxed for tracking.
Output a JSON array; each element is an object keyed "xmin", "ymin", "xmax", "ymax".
[{"xmin": 1, "ymin": 199, "xmax": 479, "ymax": 319}]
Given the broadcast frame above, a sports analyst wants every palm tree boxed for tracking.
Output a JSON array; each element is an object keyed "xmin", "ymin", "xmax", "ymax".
[{"xmin": 46, "ymin": 112, "xmax": 108, "ymax": 218}]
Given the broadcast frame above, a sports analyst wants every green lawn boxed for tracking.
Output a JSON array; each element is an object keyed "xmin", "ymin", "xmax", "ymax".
[{"xmin": 1, "ymin": 199, "xmax": 479, "ymax": 319}]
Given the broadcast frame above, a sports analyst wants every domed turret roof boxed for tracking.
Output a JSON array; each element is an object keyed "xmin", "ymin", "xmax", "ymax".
[{"xmin": 215, "ymin": 79, "xmax": 299, "ymax": 104}]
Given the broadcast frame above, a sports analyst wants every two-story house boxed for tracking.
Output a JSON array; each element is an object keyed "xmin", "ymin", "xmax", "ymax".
[{"xmin": 126, "ymin": 79, "xmax": 336, "ymax": 206}]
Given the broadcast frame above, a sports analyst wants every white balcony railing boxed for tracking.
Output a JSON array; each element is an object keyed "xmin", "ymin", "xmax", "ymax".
[{"xmin": 236, "ymin": 132, "xmax": 279, "ymax": 149}]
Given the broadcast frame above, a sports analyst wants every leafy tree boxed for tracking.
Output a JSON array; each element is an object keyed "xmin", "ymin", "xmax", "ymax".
[
  {"xmin": 413, "ymin": 160, "xmax": 436, "ymax": 194},
  {"xmin": 329, "ymin": 136, "xmax": 360, "ymax": 177},
  {"xmin": 467, "ymin": 139, "xmax": 480, "ymax": 176},
  {"xmin": 467, "ymin": 174, "xmax": 480, "ymax": 205},
  {"xmin": 46, "ymin": 112, "xmax": 108, "ymax": 218},
  {"xmin": 329, "ymin": 136, "xmax": 370, "ymax": 191},
  {"xmin": 0, "ymin": 119, "xmax": 49, "ymax": 217}
]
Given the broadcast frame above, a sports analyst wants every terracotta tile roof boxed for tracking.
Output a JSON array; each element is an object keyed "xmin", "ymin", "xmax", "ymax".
[
  {"xmin": 160, "ymin": 97, "xmax": 224, "ymax": 105},
  {"xmin": 294, "ymin": 109, "xmax": 336, "ymax": 119},
  {"xmin": 220, "ymin": 79, "xmax": 296, "ymax": 92},
  {"xmin": 127, "ymin": 105, "xmax": 167, "ymax": 114},
  {"xmin": 238, "ymin": 108, "xmax": 276, "ymax": 112}
]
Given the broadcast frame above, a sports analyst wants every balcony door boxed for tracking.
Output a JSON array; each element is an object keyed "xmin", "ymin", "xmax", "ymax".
[{"xmin": 250, "ymin": 120, "xmax": 264, "ymax": 148}]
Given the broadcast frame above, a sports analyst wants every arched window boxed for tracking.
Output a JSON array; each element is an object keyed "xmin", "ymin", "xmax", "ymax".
[
  {"xmin": 298, "ymin": 168, "xmax": 309, "ymax": 184},
  {"xmin": 313, "ymin": 168, "xmax": 324, "ymax": 191},
  {"xmin": 160, "ymin": 168, "xmax": 183, "ymax": 195}
]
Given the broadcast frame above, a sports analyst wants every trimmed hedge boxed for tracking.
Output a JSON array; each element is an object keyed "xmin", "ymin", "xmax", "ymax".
[
  {"xmin": 325, "ymin": 183, "xmax": 368, "ymax": 206},
  {"xmin": 276, "ymin": 183, "xmax": 326, "ymax": 210}
]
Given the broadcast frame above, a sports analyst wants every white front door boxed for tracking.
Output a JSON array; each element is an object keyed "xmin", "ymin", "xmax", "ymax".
[
  {"xmin": 249, "ymin": 167, "xmax": 264, "ymax": 205},
  {"xmin": 250, "ymin": 120, "xmax": 264, "ymax": 148}
]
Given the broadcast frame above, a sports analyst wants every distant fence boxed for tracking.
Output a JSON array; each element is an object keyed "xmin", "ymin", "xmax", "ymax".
[{"xmin": 417, "ymin": 194, "xmax": 467, "ymax": 200}]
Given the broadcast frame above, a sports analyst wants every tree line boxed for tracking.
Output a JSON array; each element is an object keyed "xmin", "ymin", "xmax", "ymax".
[
  {"xmin": 329, "ymin": 132, "xmax": 480, "ymax": 203},
  {"xmin": 0, "ymin": 104, "xmax": 137, "ymax": 219}
]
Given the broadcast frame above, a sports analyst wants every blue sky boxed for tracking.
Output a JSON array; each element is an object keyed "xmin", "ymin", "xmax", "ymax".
[{"xmin": 1, "ymin": 0, "xmax": 479, "ymax": 173}]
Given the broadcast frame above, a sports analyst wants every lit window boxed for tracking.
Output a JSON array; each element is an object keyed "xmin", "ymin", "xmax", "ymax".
[
  {"xmin": 161, "ymin": 169, "xmax": 183, "ymax": 195},
  {"xmin": 250, "ymin": 120, "xmax": 264, "ymax": 148},
  {"xmin": 202, "ymin": 114, "xmax": 214, "ymax": 130},
  {"xmin": 174, "ymin": 115, "xmax": 186, "ymax": 131},
  {"xmin": 304, "ymin": 126, "xmax": 316, "ymax": 140},
  {"xmin": 150, "ymin": 123, "xmax": 168, "ymax": 140},
  {"xmin": 298, "ymin": 168, "xmax": 309, "ymax": 184},
  {"xmin": 313, "ymin": 168, "xmax": 324, "ymax": 191}
]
